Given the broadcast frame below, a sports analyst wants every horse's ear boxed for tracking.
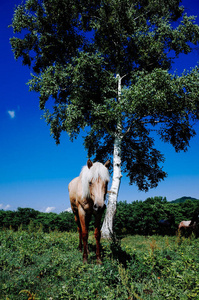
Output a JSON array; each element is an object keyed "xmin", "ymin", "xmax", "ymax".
[
  {"xmin": 104, "ymin": 160, "xmax": 111, "ymax": 169},
  {"xmin": 87, "ymin": 159, "xmax": 93, "ymax": 169}
]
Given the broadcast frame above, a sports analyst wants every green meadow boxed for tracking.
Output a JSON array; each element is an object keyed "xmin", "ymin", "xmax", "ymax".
[{"xmin": 1, "ymin": 228, "xmax": 199, "ymax": 300}]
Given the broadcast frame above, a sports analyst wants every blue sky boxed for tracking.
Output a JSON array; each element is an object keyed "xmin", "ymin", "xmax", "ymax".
[{"xmin": 0, "ymin": 0, "xmax": 199, "ymax": 213}]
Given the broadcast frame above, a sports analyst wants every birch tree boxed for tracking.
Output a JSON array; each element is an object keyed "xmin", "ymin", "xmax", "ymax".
[{"xmin": 11, "ymin": 0, "xmax": 199, "ymax": 237}]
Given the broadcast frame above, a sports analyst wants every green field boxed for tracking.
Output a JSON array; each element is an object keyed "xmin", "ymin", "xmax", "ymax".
[{"xmin": 1, "ymin": 229, "xmax": 199, "ymax": 299}]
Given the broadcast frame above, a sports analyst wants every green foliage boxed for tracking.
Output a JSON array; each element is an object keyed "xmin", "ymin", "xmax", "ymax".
[
  {"xmin": 0, "ymin": 208, "xmax": 76, "ymax": 232},
  {"xmin": 10, "ymin": 0, "xmax": 199, "ymax": 191},
  {"xmin": 1, "ymin": 196, "xmax": 198, "ymax": 236},
  {"xmin": 1, "ymin": 229, "xmax": 199, "ymax": 299},
  {"xmin": 114, "ymin": 197, "xmax": 199, "ymax": 236}
]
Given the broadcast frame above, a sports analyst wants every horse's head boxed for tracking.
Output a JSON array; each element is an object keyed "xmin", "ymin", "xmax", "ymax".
[{"xmin": 86, "ymin": 159, "xmax": 110, "ymax": 213}]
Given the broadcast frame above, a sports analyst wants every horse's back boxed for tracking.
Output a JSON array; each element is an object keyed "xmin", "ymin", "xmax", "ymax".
[
  {"xmin": 179, "ymin": 220, "xmax": 191, "ymax": 229},
  {"xmin": 68, "ymin": 177, "xmax": 80, "ymax": 213}
]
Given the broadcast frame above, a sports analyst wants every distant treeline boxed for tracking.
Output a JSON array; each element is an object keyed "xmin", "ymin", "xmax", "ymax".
[
  {"xmin": 1, "ymin": 197, "xmax": 199, "ymax": 236},
  {"xmin": 114, "ymin": 197, "xmax": 199, "ymax": 236},
  {"xmin": 0, "ymin": 208, "xmax": 76, "ymax": 232}
]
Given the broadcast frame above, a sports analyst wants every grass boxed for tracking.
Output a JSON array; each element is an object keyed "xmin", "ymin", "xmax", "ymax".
[{"xmin": 0, "ymin": 228, "xmax": 199, "ymax": 299}]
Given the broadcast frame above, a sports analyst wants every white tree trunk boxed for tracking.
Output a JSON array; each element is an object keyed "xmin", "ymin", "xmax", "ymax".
[
  {"xmin": 101, "ymin": 74, "xmax": 123, "ymax": 238},
  {"xmin": 101, "ymin": 134, "xmax": 122, "ymax": 238}
]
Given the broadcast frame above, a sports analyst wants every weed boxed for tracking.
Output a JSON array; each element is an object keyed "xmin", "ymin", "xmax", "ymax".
[
  {"xmin": 19, "ymin": 290, "xmax": 38, "ymax": 300},
  {"xmin": 0, "ymin": 229, "xmax": 199, "ymax": 299}
]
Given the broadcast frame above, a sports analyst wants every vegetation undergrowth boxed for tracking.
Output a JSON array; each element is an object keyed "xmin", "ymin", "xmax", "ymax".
[{"xmin": 1, "ymin": 228, "xmax": 199, "ymax": 299}]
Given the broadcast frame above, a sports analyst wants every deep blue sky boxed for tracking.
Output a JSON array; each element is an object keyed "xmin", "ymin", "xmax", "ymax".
[{"xmin": 0, "ymin": 0, "xmax": 199, "ymax": 213}]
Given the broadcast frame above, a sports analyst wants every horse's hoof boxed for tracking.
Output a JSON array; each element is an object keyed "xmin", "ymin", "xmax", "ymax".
[{"xmin": 97, "ymin": 258, "xmax": 102, "ymax": 265}]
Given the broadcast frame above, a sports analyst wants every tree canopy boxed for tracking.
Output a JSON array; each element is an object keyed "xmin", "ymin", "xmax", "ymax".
[{"xmin": 10, "ymin": 0, "xmax": 199, "ymax": 192}]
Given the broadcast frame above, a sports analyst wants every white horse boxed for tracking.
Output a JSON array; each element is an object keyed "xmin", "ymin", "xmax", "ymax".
[
  {"xmin": 178, "ymin": 220, "xmax": 196, "ymax": 230},
  {"xmin": 68, "ymin": 159, "xmax": 110, "ymax": 263}
]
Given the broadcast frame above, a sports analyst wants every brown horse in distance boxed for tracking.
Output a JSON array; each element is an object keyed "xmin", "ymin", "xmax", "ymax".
[{"xmin": 68, "ymin": 159, "xmax": 110, "ymax": 263}]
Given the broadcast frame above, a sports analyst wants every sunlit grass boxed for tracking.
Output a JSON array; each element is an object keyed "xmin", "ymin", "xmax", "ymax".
[{"xmin": 1, "ymin": 228, "xmax": 199, "ymax": 299}]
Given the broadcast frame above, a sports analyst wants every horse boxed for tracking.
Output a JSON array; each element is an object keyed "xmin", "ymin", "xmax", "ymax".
[
  {"xmin": 68, "ymin": 159, "xmax": 110, "ymax": 263},
  {"xmin": 178, "ymin": 220, "xmax": 196, "ymax": 230}
]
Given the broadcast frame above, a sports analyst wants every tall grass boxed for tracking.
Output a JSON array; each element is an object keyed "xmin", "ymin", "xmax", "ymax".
[{"xmin": 0, "ymin": 228, "xmax": 199, "ymax": 299}]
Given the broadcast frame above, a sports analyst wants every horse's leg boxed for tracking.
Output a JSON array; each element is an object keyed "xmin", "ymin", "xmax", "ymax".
[
  {"xmin": 85, "ymin": 214, "xmax": 92, "ymax": 255},
  {"xmin": 78, "ymin": 208, "xmax": 89, "ymax": 263},
  {"xmin": 74, "ymin": 214, "xmax": 82, "ymax": 252},
  {"xmin": 94, "ymin": 214, "xmax": 103, "ymax": 263}
]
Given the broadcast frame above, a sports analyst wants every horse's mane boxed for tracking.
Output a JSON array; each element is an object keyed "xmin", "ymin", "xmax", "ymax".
[{"xmin": 80, "ymin": 162, "xmax": 110, "ymax": 199}]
